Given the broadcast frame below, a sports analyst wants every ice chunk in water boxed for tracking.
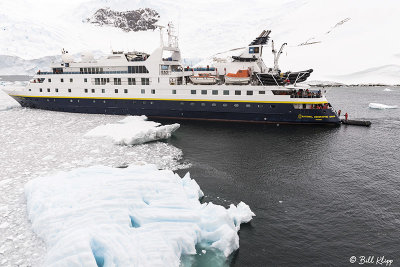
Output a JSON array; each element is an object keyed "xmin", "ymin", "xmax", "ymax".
[
  {"xmin": 369, "ymin": 103, "xmax": 398, "ymax": 109},
  {"xmin": 85, "ymin": 115, "xmax": 180, "ymax": 145},
  {"xmin": 25, "ymin": 164, "xmax": 255, "ymax": 266}
]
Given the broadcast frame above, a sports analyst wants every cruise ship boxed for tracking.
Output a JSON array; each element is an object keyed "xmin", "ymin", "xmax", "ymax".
[{"xmin": 3, "ymin": 24, "xmax": 340, "ymax": 125}]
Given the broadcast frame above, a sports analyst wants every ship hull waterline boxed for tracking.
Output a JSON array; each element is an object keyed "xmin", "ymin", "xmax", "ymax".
[{"xmin": 10, "ymin": 95, "xmax": 341, "ymax": 125}]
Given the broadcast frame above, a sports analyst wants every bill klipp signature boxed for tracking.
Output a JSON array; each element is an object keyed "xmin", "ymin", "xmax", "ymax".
[{"xmin": 349, "ymin": 256, "xmax": 393, "ymax": 266}]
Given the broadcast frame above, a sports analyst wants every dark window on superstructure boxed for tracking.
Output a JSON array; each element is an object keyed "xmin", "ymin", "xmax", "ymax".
[
  {"xmin": 141, "ymin": 89, "xmax": 145, "ymax": 94},
  {"xmin": 84, "ymin": 78, "xmax": 88, "ymax": 82},
  {"xmin": 48, "ymin": 78, "xmax": 51, "ymax": 82},
  {"xmin": 102, "ymin": 89, "xmax": 105, "ymax": 93},
  {"xmin": 80, "ymin": 68, "xmax": 83, "ymax": 74},
  {"xmin": 141, "ymin": 78, "xmax": 150, "ymax": 85},
  {"xmin": 114, "ymin": 78, "xmax": 121, "ymax": 85},
  {"xmin": 201, "ymin": 90, "xmax": 207, "ymax": 95},
  {"xmin": 55, "ymin": 88, "xmax": 58, "ymax": 92},
  {"xmin": 91, "ymin": 89, "xmax": 95, "ymax": 93},
  {"xmin": 191, "ymin": 90, "xmax": 196, "ymax": 95},
  {"xmin": 247, "ymin": 90, "xmax": 253, "ymax": 95},
  {"xmin": 212, "ymin": 90, "xmax": 218, "ymax": 95},
  {"xmin": 128, "ymin": 78, "xmax": 136, "ymax": 85},
  {"xmin": 39, "ymin": 88, "xmax": 43, "ymax": 92},
  {"xmin": 259, "ymin": 91, "xmax": 265, "ymax": 94},
  {"xmin": 47, "ymin": 88, "xmax": 50, "ymax": 92},
  {"xmin": 70, "ymin": 78, "xmax": 73, "ymax": 82},
  {"xmin": 29, "ymin": 88, "xmax": 31, "ymax": 91},
  {"xmin": 100, "ymin": 78, "xmax": 109, "ymax": 85},
  {"xmin": 128, "ymin": 66, "xmax": 149, "ymax": 74},
  {"xmin": 235, "ymin": 90, "xmax": 241, "ymax": 95},
  {"xmin": 223, "ymin": 90, "xmax": 229, "ymax": 95},
  {"xmin": 124, "ymin": 89, "xmax": 128, "ymax": 94},
  {"xmin": 151, "ymin": 89, "xmax": 155, "ymax": 94},
  {"xmin": 68, "ymin": 89, "xmax": 71, "ymax": 93},
  {"xmin": 61, "ymin": 78, "xmax": 64, "ymax": 82},
  {"xmin": 172, "ymin": 89, "xmax": 176, "ymax": 94},
  {"xmin": 249, "ymin": 47, "xmax": 260, "ymax": 54},
  {"xmin": 115, "ymin": 89, "xmax": 118, "ymax": 93},
  {"xmin": 95, "ymin": 78, "xmax": 100, "ymax": 85},
  {"xmin": 84, "ymin": 89, "xmax": 88, "ymax": 93}
]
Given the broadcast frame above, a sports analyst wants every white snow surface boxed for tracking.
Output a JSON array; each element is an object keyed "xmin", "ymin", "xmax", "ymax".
[
  {"xmin": 368, "ymin": 103, "xmax": 398, "ymax": 110},
  {"xmin": 85, "ymin": 115, "xmax": 180, "ymax": 145},
  {"xmin": 25, "ymin": 164, "xmax": 255, "ymax": 266},
  {"xmin": 0, "ymin": 0, "xmax": 399, "ymax": 84}
]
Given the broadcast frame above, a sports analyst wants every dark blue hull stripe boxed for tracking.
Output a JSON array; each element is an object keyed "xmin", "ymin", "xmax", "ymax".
[{"xmin": 11, "ymin": 96, "xmax": 341, "ymax": 125}]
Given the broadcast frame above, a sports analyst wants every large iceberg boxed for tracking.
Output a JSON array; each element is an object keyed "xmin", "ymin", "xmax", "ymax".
[
  {"xmin": 85, "ymin": 115, "xmax": 180, "ymax": 145},
  {"xmin": 25, "ymin": 164, "xmax": 255, "ymax": 266}
]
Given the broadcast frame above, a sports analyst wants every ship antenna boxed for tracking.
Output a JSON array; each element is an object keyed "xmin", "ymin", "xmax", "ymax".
[{"xmin": 154, "ymin": 24, "xmax": 165, "ymax": 47}]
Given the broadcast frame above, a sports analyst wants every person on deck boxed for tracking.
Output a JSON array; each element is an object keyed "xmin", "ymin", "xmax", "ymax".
[{"xmin": 345, "ymin": 113, "xmax": 348, "ymax": 121}]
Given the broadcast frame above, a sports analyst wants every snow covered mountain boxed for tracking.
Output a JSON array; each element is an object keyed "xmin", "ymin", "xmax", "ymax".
[{"xmin": 0, "ymin": 0, "xmax": 399, "ymax": 84}]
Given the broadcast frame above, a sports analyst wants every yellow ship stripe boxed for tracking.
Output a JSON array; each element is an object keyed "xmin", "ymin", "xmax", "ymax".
[{"xmin": 11, "ymin": 95, "xmax": 328, "ymax": 105}]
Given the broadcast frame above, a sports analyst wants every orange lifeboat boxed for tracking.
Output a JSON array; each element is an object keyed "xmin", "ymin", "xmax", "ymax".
[{"xmin": 225, "ymin": 69, "xmax": 251, "ymax": 85}]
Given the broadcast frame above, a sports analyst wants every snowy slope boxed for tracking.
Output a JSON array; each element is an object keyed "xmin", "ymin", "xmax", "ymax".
[{"xmin": 0, "ymin": 0, "xmax": 399, "ymax": 84}]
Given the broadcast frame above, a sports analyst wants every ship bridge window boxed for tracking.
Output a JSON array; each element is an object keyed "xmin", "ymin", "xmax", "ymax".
[
  {"xmin": 171, "ymin": 65, "xmax": 183, "ymax": 72},
  {"xmin": 201, "ymin": 90, "xmax": 207, "ymax": 95},
  {"xmin": 128, "ymin": 66, "xmax": 149, "ymax": 74},
  {"xmin": 235, "ymin": 90, "xmax": 241, "ymax": 95},
  {"xmin": 53, "ymin": 68, "xmax": 63, "ymax": 74},
  {"xmin": 212, "ymin": 90, "xmax": 218, "ymax": 95},
  {"xmin": 114, "ymin": 78, "xmax": 121, "ymax": 85},
  {"xmin": 223, "ymin": 90, "xmax": 229, "ymax": 95},
  {"xmin": 94, "ymin": 78, "xmax": 100, "ymax": 85},
  {"xmin": 249, "ymin": 47, "xmax": 260, "ymax": 54},
  {"xmin": 141, "ymin": 78, "xmax": 150, "ymax": 85},
  {"xmin": 128, "ymin": 78, "xmax": 136, "ymax": 85},
  {"xmin": 247, "ymin": 90, "xmax": 253, "ymax": 95},
  {"xmin": 100, "ymin": 78, "xmax": 109, "ymax": 85},
  {"xmin": 191, "ymin": 90, "xmax": 196, "ymax": 95}
]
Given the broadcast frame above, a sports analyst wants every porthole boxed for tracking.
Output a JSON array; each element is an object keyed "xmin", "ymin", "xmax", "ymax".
[
  {"xmin": 234, "ymin": 104, "xmax": 239, "ymax": 107},
  {"xmin": 246, "ymin": 104, "xmax": 251, "ymax": 108},
  {"xmin": 222, "ymin": 103, "xmax": 228, "ymax": 107},
  {"xmin": 201, "ymin": 103, "xmax": 206, "ymax": 106},
  {"xmin": 211, "ymin": 103, "xmax": 217, "ymax": 107},
  {"xmin": 190, "ymin": 102, "xmax": 195, "ymax": 106}
]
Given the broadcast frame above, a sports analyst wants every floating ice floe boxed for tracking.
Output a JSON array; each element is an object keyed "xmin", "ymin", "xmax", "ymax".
[
  {"xmin": 0, "ymin": 88, "xmax": 20, "ymax": 111},
  {"xmin": 368, "ymin": 103, "xmax": 398, "ymax": 109},
  {"xmin": 25, "ymin": 164, "xmax": 255, "ymax": 266},
  {"xmin": 85, "ymin": 115, "xmax": 180, "ymax": 145},
  {"xmin": 383, "ymin": 88, "xmax": 393, "ymax": 92}
]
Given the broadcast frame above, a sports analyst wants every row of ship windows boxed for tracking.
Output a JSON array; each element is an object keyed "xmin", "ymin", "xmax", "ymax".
[
  {"xmin": 33, "ymin": 88, "xmax": 265, "ymax": 95},
  {"xmin": 44, "ymin": 78, "xmax": 150, "ymax": 85},
  {"xmin": 45, "ymin": 98, "xmax": 276, "ymax": 109}
]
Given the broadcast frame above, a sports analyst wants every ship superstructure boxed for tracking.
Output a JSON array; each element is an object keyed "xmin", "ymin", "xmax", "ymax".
[{"xmin": 3, "ymin": 23, "xmax": 340, "ymax": 125}]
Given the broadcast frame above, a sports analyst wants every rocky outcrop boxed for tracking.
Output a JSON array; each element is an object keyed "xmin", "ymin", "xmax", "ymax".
[{"xmin": 87, "ymin": 7, "xmax": 159, "ymax": 32}]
